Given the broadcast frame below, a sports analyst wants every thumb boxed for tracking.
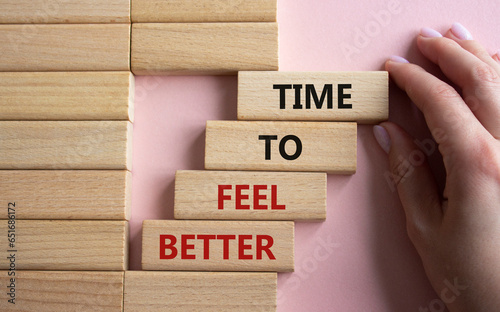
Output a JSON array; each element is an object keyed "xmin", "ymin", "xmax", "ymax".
[{"xmin": 374, "ymin": 122, "xmax": 443, "ymax": 247}]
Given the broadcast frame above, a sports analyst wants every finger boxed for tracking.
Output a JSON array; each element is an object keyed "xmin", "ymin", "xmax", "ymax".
[
  {"xmin": 417, "ymin": 30, "xmax": 500, "ymax": 138},
  {"xmin": 385, "ymin": 58, "xmax": 484, "ymax": 157},
  {"xmin": 444, "ymin": 23, "xmax": 500, "ymax": 74},
  {"xmin": 374, "ymin": 123, "xmax": 442, "ymax": 247}
]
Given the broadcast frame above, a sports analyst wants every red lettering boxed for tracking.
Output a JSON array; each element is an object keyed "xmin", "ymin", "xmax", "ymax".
[
  {"xmin": 181, "ymin": 234, "xmax": 196, "ymax": 259},
  {"xmin": 238, "ymin": 235, "xmax": 253, "ymax": 260},
  {"xmin": 197, "ymin": 234, "xmax": 216, "ymax": 260},
  {"xmin": 271, "ymin": 185, "xmax": 286, "ymax": 210},
  {"xmin": 235, "ymin": 185, "xmax": 250, "ymax": 209},
  {"xmin": 159, "ymin": 234, "xmax": 177, "ymax": 260},
  {"xmin": 217, "ymin": 235, "xmax": 236, "ymax": 259},
  {"xmin": 256, "ymin": 235, "xmax": 276, "ymax": 260},
  {"xmin": 218, "ymin": 185, "xmax": 232, "ymax": 210},
  {"xmin": 253, "ymin": 185, "xmax": 268, "ymax": 210}
]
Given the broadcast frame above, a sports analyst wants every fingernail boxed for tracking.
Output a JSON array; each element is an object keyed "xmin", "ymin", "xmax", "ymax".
[
  {"xmin": 420, "ymin": 27, "xmax": 442, "ymax": 38},
  {"xmin": 373, "ymin": 125, "xmax": 391, "ymax": 154},
  {"xmin": 388, "ymin": 55, "xmax": 409, "ymax": 63},
  {"xmin": 451, "ymin": 22, "xmax": 472, "ymax": 40},
  {"xmin": 494, "ymin": 50, "xmax": 500, "ymax": 61}
]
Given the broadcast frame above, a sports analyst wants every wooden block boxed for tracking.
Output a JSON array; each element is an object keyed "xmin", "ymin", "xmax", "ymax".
[
  {"xmin": 0, "ymin": 220, "xmax": 128, "ymax": 270},
  {"xmin": 0, "ymin": 271, "xmax": 124, "ymax": 311},
  {"xmin": 0, "ymin": 170, "xmax": 131, "ymax": 220},
  {"xmin": 0, "ymin": 0, "xmax": 130, "ymax": 24},
  {"xmin": 0, "ymin": 72, "xmax": 134, "ymax": 121},
  {"xmin": 174, "ymin": 170, "xmax": 326, "ymax": 221},
  {"xmin": 124, "ymin": 271, "xmax": 276, "ymax": 312},
  {"xmin": 131, "ymin": 23, "xmax": 278, "ymax": 75},
  {"xmin": 0, "ymin": 24, "xmax": 130, "ymax": 71},
  {"xmin": 238, "ymin": 71, "xmax": 389, "ymax": 124},
  {"xmin": 142, "ymin": 220, "xmax": 294, "ymax": 272},
  {"xmin": 131, "ymin": 0, "xmax": 276, "ymax": 23},
  {"xmin": 0, "ymin": 121, "xmax": 132, "ymax": 170},
  {"xmin": 205, "ymin": 121, "xmax": 357, "ymax": 174}
]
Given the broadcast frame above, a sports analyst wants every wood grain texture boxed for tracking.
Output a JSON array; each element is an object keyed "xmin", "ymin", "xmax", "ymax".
[
  {"xmin": 0, "ymin": 0, "xmax": 130, "ymax": 24},
  {"xmin": 0, "ymin": 221, "xmax": 128, "ymax": 270},
  {"xmin": 205, "ymin": 121, "xmax": 357, "ymax": 174},
  {"xmin": 0, "ymin": 72, "xmax": 134, "ymax": 121},
  {"xmin": 142, "ymin": 220, "xmax": 294, "ymax": 272},
  {"xmin": 0, "ymin": 24, "xmax": 130, "ymax": 71},
  {"xmin": 174, "ymin": 170, "xmax": 326, "ymax": 221},
  {"xmin": 0, "ymin": 121, "xmax": 132, "ymax": 170},
  {"xmin": 131, "ymin": 0, "xmax": 276, "ymax": 22},
  {"xmin": 131, "ymin": 23, "xmax": 278, "ymax": 75},
  {"xmin": 0, "ymin": 170, "xmax": 131, "ymax": 220},
  {"xmin": 0, "ymin": 271, "xmax": 124, "ymax": 311},
  {"xmin": 238, "ymin": 71, "xmax": 389, "ymax": 123},
  {"xmin": 124, "ymin": 271, "xmax": 276, "ymax": 312}
]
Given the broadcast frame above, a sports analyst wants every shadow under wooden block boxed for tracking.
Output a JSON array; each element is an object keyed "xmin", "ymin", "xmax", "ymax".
[
  {"xmin": 124, "ymin": 271, "xmax": 276, "ymax": 312},
  {"xmin": 0, "ymin": 170, "xmax": 131, "ymax": 220},
  {"xmin": 238, "ymin": 71, "xmax": 389, "ymax": 124},
  {"xmin": 131, "ymin": 23, "xmax": 279, "ymax": 75},
  {"xmin": 131, "ymin": 0, "xmax": 276, "ymax": 22},
  {"xmin": 142, "ymin": 220, "xmax": 294, "ymax": 272},
  {"xmin": 0, "ymin": 24, "xmax": 130, "ymax": 71},
  {"xmin": 0, "ymin": 121, "xmax": 132, "ymax": 170},
  {"xmin": 0, "ymin": 220, "xmax": 129, "ymax": 270},
  {"xmin": 205, "ymin": 121, "xmax": 357, "ymax": 174},
  {"xmin": 0, "ymin": 271, "xmax": 124, "ymax": 311},
  {"xmin": 174, "ymin": 170, "xmax": 326, "ymax": 221},
  {"xmin": 0, "ymin": 72, "xmax": 134, "ymax": 121},
  {"xmin": 0, "ymin": 0, "xmax": 130, "ymax": 24}
]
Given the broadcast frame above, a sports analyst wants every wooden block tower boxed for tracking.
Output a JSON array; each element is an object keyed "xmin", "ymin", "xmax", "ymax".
[{"xmin": 0, "ymin": 1, "xmax": 132, "ymax": 310}]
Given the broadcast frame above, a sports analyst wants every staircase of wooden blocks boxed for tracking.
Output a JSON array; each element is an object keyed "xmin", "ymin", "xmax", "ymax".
[{"xmin": 0, "ymin": 1, "xmax": 388, "ymax": 311}]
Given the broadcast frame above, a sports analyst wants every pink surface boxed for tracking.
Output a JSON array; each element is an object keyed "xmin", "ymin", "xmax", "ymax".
[{"xmin": 130, "ymin": 1, "xmax": 500, "ymax": 310}]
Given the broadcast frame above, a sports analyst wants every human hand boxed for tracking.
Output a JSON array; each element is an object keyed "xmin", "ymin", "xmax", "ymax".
[{"xmin": 373, "ymin": 23, "xmax": 500, "ymax": 312}]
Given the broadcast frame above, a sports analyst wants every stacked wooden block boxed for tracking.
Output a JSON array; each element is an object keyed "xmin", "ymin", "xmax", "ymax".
[
  {"xmin": 0, "ymin": 1, "xmax": 132, "ymax": 310},
  {"xmin": 127, "ymin": 1, "xmax": 283, "ymax": 311},
  {"xmin": 130, "ymin": 0, "xmax": 279, "ymax": 75}
]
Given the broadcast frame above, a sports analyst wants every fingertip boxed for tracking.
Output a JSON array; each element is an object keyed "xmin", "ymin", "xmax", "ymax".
[
  {"xmin": 451, "ymin": 22, "xmax": 473, "ymax": 40},
  {"xmin": 373, "ymin": 125, "xmax": 391, "ymax": 154},
  {"xmin": 385, "ymin": 55, "xmax": 410, "ymax": 71},
  {"xmin": 389, "ymin": 55, "xmax": 410, "ymax": 64}
]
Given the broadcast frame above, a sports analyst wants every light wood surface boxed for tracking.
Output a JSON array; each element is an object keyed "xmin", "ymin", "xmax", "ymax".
[
  {"xmin": 0, "ymin": 0, "xmax": 130, "ymax": 24},
  {"xmin": 0, "ymin": 271, "xmax": 124, "ymax": 311},
  {"xmin": 131, "ymin": 23, "xmax": 279, "ymax": 75},
  {"xmin": 124, "ymin": 271, "xmax": 276, "ymax": 312},
  {"xmin": 0, "ymin": 170, "xmax": 131, "ymax": 220},
  {"xmin": 0, "ymin": 121, "xmax": 133, "ymax": 170},
  {"xmin": 142, "ymin": 220, "xmax": 294, "ymax": 272},
  {"xmin": 131, "ymin": 0, "xmax": 276, "ymax": 22},
  {"xmin": 174, "ymin": 170, "xmax": 326, "ymax": 221},
  {"xmin": 0, "ymin": 72, "xmax": 134, "ymax": 121},
  {"xmin": 0, "ymin": 24, "xmax": 130, "ymax": 71},
  {"xmin": 0, "ymin": 220, "xmax": 129, "ymax": 270},
  {"xmin": 205, "ymin": 121, "xmax": 357, "ymax": 174},
  {"xmin": 238, "ymin": 71, "xmax": 388, "ymax": 123}
]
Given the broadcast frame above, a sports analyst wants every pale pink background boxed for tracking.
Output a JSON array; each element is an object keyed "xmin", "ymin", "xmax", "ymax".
[{"xmin": 130, "ymin": 1, "xmax": 500, "ymax": 311}]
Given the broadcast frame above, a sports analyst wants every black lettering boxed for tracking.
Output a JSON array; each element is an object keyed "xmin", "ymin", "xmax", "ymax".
[
  {"xmin": 279, "ymin": 135, "xmax": 302, "ymax": 160},
  {"xmin": 293, "ymin": 85, "xmax": 303, "ymax": 109},
  {"xmin": 273, "ymin": 84, "xmax": 292, "ymax": 109},
  {"xmin": 259, "ymin": 135, "xmax": 278, "ymax": 160},
  {"xmin": 338, "ymin": 84, "xmax": 352, "ymax": 109},
  {"xmin": 306, "ymin": 84, "xmax": 333, "ymax": 109}
]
